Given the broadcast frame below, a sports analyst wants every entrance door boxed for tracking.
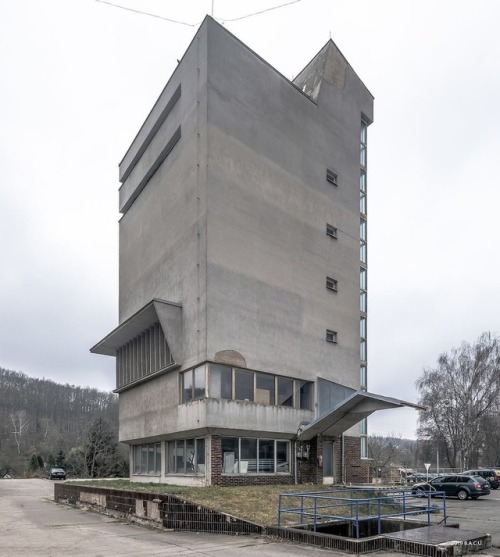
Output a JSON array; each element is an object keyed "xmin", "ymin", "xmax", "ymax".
[{"xmin": 323, "ymin": 441, "xmax": 334, "ymax": 484}]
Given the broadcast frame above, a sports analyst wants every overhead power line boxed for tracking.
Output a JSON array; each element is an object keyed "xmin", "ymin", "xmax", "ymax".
[
  {"xmin": 217, "ymin": 0, "xmax": 303, "ymax": 22},
  {"xmin": 95, "ymin": 0, "xmax": 304, "ymax": 26},
  {"xmin": 95, "ymin": 0, "xmax": 198, "ymax": 26}
]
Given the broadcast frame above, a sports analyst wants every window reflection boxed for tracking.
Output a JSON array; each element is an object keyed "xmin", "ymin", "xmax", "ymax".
[{"xmin": 235, "ymin": 369, "xmax": 254, "ymax": 401}]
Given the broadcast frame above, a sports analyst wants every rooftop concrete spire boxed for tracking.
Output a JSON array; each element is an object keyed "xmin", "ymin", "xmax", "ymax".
[{"xmin": 293, "ymin": 40, "xmax": 349, "ymax": 100}]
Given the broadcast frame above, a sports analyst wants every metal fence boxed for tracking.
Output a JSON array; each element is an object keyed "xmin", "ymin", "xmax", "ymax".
[{"xmin": 277, "ymin": 488, "xmax": 446, "ymax": 539}]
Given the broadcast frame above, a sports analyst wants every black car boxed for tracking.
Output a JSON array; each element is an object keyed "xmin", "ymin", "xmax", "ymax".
[
  {"xmin": 406, "ymin": 472, "xmax": 436, "ymax": 483},
  {"xmin": 46, "ymin": 467, "xmax": 66, "ymax": 480},
  {"xmin": 411, "ymin": 474, "xmax": 490, "ymax": 500},
  {"xmin": 462, "ymin": 468, "xmax": 500, "ymax": 489}
]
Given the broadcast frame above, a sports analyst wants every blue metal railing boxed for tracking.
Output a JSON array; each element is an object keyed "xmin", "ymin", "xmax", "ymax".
[{"xmin": 277, "ymin": 488, "xmax": 446, "ymax": 539}]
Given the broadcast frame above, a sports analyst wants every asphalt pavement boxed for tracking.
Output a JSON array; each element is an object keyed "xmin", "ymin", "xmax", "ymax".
[{"xmin": 2, "ymin": 479, "xmax": 500, "ymax": 557}]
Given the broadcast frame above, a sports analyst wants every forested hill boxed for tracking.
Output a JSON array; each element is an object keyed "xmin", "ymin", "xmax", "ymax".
[
  {"xmin": 0, "ymin": 366, "xmax": 119, "ymax": 477},
  {"xmin": 0, "ymin": 367, "xmax": 117, "ymax": 424}
]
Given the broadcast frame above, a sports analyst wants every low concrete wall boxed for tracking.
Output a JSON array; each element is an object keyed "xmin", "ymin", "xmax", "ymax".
[{"xmin": 54, "ymin": 484, "xmax": 262, "ymax": 534}]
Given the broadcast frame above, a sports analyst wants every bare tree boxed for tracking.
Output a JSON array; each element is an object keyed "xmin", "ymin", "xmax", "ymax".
[
  {"xmin": 368, "ymin": 434, "xmax": 401, "ymax": 473},
  {"xmin": 84, "ymin": 417, "xmax": 119, "ymax": 478},
  {"xmin": 416, "ymin": 332, "xmax": 500, "ymax": 468},
  {"xmin": 10, "ymin": 410, "xmax": 29, "ymax": 454}
]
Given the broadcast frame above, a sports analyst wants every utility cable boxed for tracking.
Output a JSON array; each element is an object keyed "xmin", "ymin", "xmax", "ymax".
[{"xmin": 95, "ymin": 0, "xmax": 304, "ymax": 26}]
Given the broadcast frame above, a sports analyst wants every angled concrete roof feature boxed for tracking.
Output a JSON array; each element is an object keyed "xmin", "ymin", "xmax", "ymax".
[
  {"xmin": 90, "ymin": 299, "xmax": 182, "ymax": 362},
  {"xmin": 293, "ymin": 41, "xmax": 348, "ymax": 100},
  {"xmin": 297, "ymin": 391, "xmax": 424, "ymax": 441}
]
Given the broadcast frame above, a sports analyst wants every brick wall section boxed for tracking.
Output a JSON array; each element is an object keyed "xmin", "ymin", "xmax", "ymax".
[
  {"xmin": 297, "ymin": 437, "xmax": 323, "ymax": 484},
  {"xmin": 343, "ymin": 435, "xmax": 370, "ymax": 483}
]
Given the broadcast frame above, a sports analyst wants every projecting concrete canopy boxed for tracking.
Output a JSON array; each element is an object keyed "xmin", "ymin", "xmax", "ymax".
[
  {"xmin": 296, "ymin": 391, "xmax": 423, "ymax": 441},
  {"xmin": 90, "ymin": 298, "xmax": 182, "ymax": 362}
]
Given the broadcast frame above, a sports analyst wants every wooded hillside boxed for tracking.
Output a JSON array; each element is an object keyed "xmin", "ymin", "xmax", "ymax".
[{"xmin": 0, "ymin": 367, "xmax": 125, "ymax": 478}]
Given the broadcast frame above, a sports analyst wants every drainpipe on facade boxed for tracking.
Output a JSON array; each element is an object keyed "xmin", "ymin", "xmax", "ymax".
[
  {"xmin": 341, "ymin": 433, "xmax": 345, "ymax": 484},
  {"xmin": 294, "ymin": 441, "xmax": 298, "ymax": 485}
]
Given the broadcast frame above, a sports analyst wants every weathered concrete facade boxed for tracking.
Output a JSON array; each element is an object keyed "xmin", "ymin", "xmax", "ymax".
[{"xmin": 92, "ymin": 16, "xmax": 375, "ymax": 485}]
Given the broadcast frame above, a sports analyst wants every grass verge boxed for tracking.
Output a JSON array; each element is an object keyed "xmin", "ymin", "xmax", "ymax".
[{"xmin": 67, "ymin": 480, "xmax": 340, "ymax": 526}]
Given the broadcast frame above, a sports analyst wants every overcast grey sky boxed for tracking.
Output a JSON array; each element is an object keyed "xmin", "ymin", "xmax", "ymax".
[{"xmin": 1, "ymin": 0, "xmax": 499, "ymax": 439}]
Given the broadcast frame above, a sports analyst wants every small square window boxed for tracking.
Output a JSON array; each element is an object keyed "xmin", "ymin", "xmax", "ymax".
[
  {"xmin": 326, "ymin": 224, "xmax": 338, "ymax": 239},
  {"xmin": 326, "ymin": 276, "xmax": 338, "ymax": 291},
  {"xmin": 326, "ymin": 329, "xmax": 337, "ymax": 343},
  {"xmin": 326, "ymin": 168, "xmax": 338, "ymax": 186}
]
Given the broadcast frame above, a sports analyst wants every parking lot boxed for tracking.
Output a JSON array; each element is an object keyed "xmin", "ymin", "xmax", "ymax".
[
  {"xmin": 433, "ymin": 488, "xmax": 500, "ymax": 548},
  {"xmin": 1, "ymin": 479, "xmax": 500, "ymax": 557}
]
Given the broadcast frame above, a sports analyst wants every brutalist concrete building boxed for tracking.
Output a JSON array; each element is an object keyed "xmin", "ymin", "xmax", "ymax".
[{"xmin": 92, "ymin": 16, "xmax": 415, "ymax": 486}]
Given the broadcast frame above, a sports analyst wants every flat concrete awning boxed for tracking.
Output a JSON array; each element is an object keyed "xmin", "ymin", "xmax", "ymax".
[
  {"xmin": 90, "ymin": 298, "xmax": 182, "ymax": 361},
  {"xmin": 297, "ymin": 391, "xmax": 424, "ymax": 440}
]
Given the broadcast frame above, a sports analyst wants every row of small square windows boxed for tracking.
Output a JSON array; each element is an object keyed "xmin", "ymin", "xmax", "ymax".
[
  {"xmin": 325, "ymin": 184, "xmax": 338, "ymax": 341},
  {"xmin": 325, "ymin": 159, "xmax": 361, "ymax": 346},
  {"xmin": 325, "ymin": 221, "xmax": 338, "ymax": 339}
]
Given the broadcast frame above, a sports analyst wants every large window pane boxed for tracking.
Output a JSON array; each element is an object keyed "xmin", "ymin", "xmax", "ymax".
[
  {"xmin": 176, "ymin": 440, "xmax": 186, "ymax": 473},
  {"xmin": 186, "ymin": 439, "xmax": 195, "ymax": 473},
  {"xmin": 209, "ymin": 364, "xmax": 232, "ymax": 399},
  {"xmin": 167, "ymin": 441, "xmax": 175, "ymax": 473},
  {"xmin": 141, "ymin": 446, "xmax": 147, "ymax": 473},
  {"xmin": 155, "ymin": 443, "xmax": 161, "ymax": 473},
  {"xmin": 182, "ymin": 371, "xmax": 193, "ymax": 403},
  {"xmin": 277, "ymin": 377, "xmax": 293, "ymax": 407},
  {"xmin": 239, "ymin": 438, "xmax": 257, "ymax": 473},
  {"xmin": 298, "ymin": 381, "xmax": 313, "ymax": 410},
  {"xmin": 196, "ymin": 438, "xmax": 205, "ymax": 473},
  {"xmin": 256, "ymin": 372, "xmax": 274, "ymax": 405},
  {"xmin": 148, "ymin": 444, "xmax": 155, "ymax": 474},
  {"xmin": 193, "ymin": 365, "xmax": 206, "ymax": 399},
  {"xmin": 222, "ymin": 437, "xmax": 238, "ymax": 473},
  {"xmin": 258, "ymin": 439, "xmax": 275, "ymax": 472},
  {"xmin": 134, "ymin": 445, "xmax": 141, "ymax": 474},
  {"xmin": 235, "ymin": 369, "xmax": 254, "ymax": 401},
  {"xmin": 276, "ymin": 441, "xmax": 289, "ymax": 473}
]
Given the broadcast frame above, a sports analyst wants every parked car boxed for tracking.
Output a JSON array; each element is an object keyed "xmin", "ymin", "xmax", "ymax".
[
  {"xmin": 411, "ymin": 474, "xmax": 490, "ymax": 500},
  {"xmin": 462, "ymin": 468, "xmax": 500, "ymax": 489},
  {"xmin": 406, "ymin": 472, "xmax": 436, "ymax": 483},
  {"xmin": 46, "ymin": 467, "xmax": 66, "ymax": 480}
]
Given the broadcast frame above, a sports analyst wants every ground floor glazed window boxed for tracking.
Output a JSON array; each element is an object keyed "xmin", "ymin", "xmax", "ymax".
[
  {"xmin": 166, "ymin": 438, "xmax": 205, "ymax": 474},
  {"xmin": 133, "ymin": 443, "xmax": 161, "ymax": 475},
  {"xmin": 221, "ymin": 437, "xmax": 290, "ymax": 474}
]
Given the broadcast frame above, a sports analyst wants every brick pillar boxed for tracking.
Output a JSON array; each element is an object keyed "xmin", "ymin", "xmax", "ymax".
[{"xmin": 211, "ymin": 435, "xmax": 222, "ymax": 486}]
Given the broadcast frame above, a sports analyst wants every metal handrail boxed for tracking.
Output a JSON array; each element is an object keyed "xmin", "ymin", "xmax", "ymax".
[{"xmin": 277, "ymin": 488, "xmax": 447, "ymax": 538}]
